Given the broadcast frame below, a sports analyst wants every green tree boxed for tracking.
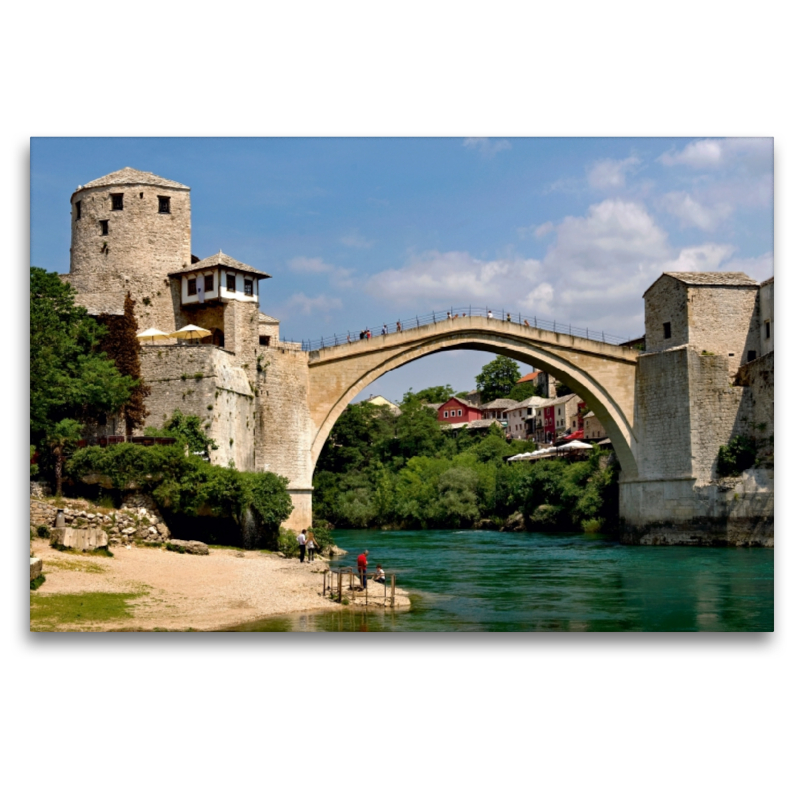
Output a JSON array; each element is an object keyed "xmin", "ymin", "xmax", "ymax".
[
  {"xmin": 46, "ymin": 418, "xmax": 83, "ymax": 496},
  {"xmin": 475, "ymin": 356, "xmax": 522, "ymax": 402},
  {"xmin": 405, "ymin": 385, "xmax": 455, "ymax": 404},
  {"xmin": 509, "ymin": 381, "xmax": 542, "ymax": 401},
  {"xmin": 99, "ymin": 293, "xmax": 150, "ymax": 435},
  {"xmin": 146, "ymin": 410, "xmax": 218, "ymax": 459}
]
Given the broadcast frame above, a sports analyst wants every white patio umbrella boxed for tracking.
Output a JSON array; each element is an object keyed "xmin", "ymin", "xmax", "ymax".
[
  {"xmin": 170, "ymin": 324, "xmax": 212, "ymax": 343},
  {"xmin": 136, "ymin": 327, "xmax": 172, "ymax": 345},
  {"xmin": 557, "ymin": 440, "xmax": 594, "ymax": 451}
]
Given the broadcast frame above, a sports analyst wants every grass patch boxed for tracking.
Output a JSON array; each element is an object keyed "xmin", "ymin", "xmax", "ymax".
[
  {"xmin": 50, "ymin": 545, "xmax": 114, "ymax": 557},
  {"xmin": 45, "ymin": 558, "xmax": 106, "ymax": 574},
  {"xmin": 30, "ymin": 591, "xmax": 142, "ymax": 631},
  {"xmin": 30, "ymin": 574, "xmax": 45, "ymax": 591}
]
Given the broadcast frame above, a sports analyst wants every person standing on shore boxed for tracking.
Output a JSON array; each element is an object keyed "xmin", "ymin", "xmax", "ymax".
[
  {"xmin": 357, "ymin": 550, "xmax": 369, "ymax": 589},
  {"xmin": 297, "ymin": 529, "xmax": 307, "ymax": 563},
  {"xmin": 306, "ymin": 530, "xmax": 317, "ymax": 562}
]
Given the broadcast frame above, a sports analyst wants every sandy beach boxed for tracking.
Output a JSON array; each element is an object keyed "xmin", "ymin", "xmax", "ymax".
[{"xmin": 29, "ymin": 538, "xmax": 410, "ymax": 631}]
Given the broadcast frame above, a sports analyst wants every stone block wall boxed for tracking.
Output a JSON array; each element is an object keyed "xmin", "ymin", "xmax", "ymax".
[
  {"xmin": 687, "ymin": 285, "xmax": 760, "ymax": 378},
  {"xmin": 644, "ymin": 277, "xmax": 689, "ymax": 353},
  {"xmin": 69, "ymin": 181, "xmax": 191, "ymax": 334},
  {"xmin": 140, "ymin": 345, "xmax": 255, "ymax": 471},
  {"xmin": 736, "ymin": 351, "xmax": 774, "ymax": 466}
]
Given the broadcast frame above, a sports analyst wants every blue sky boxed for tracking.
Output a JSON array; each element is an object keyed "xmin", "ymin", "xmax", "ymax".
[{"xmin": 31, "ymin": 137, "xmax": 773, "ymax": 403}]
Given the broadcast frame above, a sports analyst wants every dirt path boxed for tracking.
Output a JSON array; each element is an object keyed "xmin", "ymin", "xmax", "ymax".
[{"xmin": 30, "ymin": 539, "xmax": 409, "ymax": 631}]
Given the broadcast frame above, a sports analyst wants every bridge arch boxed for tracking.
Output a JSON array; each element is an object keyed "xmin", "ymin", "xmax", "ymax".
[{"xmin": 306, "ymin": 317, "xmax": 639, "ymax": 478}]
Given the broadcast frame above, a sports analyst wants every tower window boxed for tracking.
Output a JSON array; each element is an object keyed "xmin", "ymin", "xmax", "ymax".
[
  {"xmin": 99, "ymin": 220, "xmax": 109, "ymax": 236},
  {"xmin": 765, "ymin": 320, "xmax": 771, "ymax": 339},
  {"xmin": 244, "ymin": 279, "xmax": 254, "ymax": 297},
  {"xmin": 111, "ymin": 193, "xmax": 124, "ymax": 211},
  {"xmin": 204, "ymin": 274, "xmax": 214, "ymax": 292},
  {"xmin": 187, "ymin": 278, "xmax": 197, "ymax": 296},
  {"xmin": 158, "ymin": 196, "xmax": 171, "ymax": 214},
  {"xmin": 747, "ymin": 350, "xmax": 757, "ymax": 362},
  {"xmin": 663, "ymin": 321, "xmax": 671, "ymax": 339},
  {"xmin": 75, "ymin": 201, "xmax": 81, "ymax": 220},
  {"xmin": 227, "ymin": 273, "xmax": 236, "ymax": 292},
  {"xmin": 259, "ymin": 335, "xmax": 271, "ymax": 346}
]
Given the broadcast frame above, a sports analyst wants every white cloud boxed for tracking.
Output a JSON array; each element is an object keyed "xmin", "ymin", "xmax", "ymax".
[
  {"xmin": 340, "ymin": 232, "xmax": 375, "ymax": 249},
  {"xmin": 718, "ymin": 251, "xmax": 774, "ymax": 283},
  {"xmin": 660, "ymin": 243, "xmax": 737, "ymax": 273},
  {"xmin": 288, "ymin": 256, "xmax": 353, "ymax": 287},
  {"xmin": 284, "ymin": 293, "xmax": 343, "ymax": 316},
  {"xmin": 586, "ymin": 156, "xmax": 640, "ymax": 190},
  {"xmin": 463, "ymin": 137, "xmax": 512, "ymax": 158},
  {"xmin": 658, "ymin": 191, "xmax": 732, "ymax": 231},
  {"xmin": 517, "ymin": 221, "xmax": 554, "ymax": 239},
  {"xmin": 658, "ymin": 138, "xmax": 772, "ymax": 170}
]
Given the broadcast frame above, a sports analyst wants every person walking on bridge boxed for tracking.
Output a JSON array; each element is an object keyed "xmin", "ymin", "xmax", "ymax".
[
  {"xmin": 382, "ymin": 324, "xmax": 388, "ymax": 335},
  {"xmin": 297, "ymin": 529, "xmax": 307, "ymax": 563},
  {"xmin": 396, "ymin": 320, "xmax": 402, "ymax": 332}
]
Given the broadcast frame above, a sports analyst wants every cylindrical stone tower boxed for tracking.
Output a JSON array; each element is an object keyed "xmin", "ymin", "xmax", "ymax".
[{"xmin": 68, "ymin": 167, "xmax": 191, "ymax": 332}]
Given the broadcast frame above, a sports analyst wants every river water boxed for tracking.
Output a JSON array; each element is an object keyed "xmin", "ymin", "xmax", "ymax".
[{"xmin": 227, "ymin": 528, "xmax": 774, "ymax": 632}]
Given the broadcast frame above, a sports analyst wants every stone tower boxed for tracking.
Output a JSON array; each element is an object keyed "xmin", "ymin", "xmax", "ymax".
[{"xmin": 68, "ymin": 167, "xmax": 191, "ymax": 332}]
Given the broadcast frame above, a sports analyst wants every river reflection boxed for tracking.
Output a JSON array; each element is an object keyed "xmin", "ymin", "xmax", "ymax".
[{"xmin": 223, "ymin": 529, "xmax": 774, "ymax": 632}]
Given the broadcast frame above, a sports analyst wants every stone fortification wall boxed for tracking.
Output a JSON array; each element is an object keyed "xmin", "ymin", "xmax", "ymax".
[
  {"xmin": 140, "ymin": 345, "xmax": 255, "ymax": 471},
  {"xmin": 69, "ymin": 180, "xmax": 191, "ymax": 334},
  {"xmin": 254, "ymin": 346, "xmax": 313, "ymax": 530},
  {"xmin": 686, "ymin": 285, "xmax": 759, "ymax": 378},
  {"xmin": 759, "ymin": 280, "xmax": 774, "ymax": 354},
  {"xmin": 644, "ymin": 277, "xmax": 689, "ymax": 353},
  {"xmin": 736, "ymin": 351, "xmax": 774, "ymax": 466},
  {"xmin": 633, "ymin": 347, "xmax": 694, "ymax": 479}
]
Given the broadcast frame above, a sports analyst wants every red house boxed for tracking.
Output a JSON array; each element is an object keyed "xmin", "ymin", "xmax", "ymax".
[{"xmin": 438, "ymin": 397, "xmax": 483, "ymax": 424}]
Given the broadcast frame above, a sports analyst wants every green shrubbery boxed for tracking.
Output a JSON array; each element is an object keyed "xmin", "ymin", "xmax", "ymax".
[
  {"xmin": 67, "ymin": 443, "xmax": 292, "ymax": 535},
  {"xmin": 313, "ymin": 400, "xmax": 619, "ymax": 532},
  {"xmin": 717, "ymin": 435, "xmax": 757, "ymax": 477}
]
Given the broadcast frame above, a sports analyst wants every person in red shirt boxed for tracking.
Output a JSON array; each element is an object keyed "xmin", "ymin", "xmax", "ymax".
[{"xmin": 357, "ymin": 550, "xmax": 369, "ymax": 589}]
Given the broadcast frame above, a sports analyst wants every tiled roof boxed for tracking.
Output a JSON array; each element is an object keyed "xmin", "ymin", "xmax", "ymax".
[
  {"xmin": 169, "ymin": 251, "xmax": 271, "ymax": 279},
  {"xmin": 507, "ymin": 396, "xmax": 548, "ymax": 413},
  {"xmin": 663, "ymin": 272, "xmax": 758, "ymax": 286},
  {"xmin": 442, "ymin": 397, "xmax": 482, "ymax": 410},
  {"xmin": 259, "ymin": 312, "xmax": 280, "ymax": 323},
  {"xmin": 760, "ymin": 276, "xmax": 774, "ymax": 286},
  {"xmin": 516, "ymin": 371, "xmax": 541, "ymax": 383},
  {"xmin": 480, "ymin": 398, "xmax": 518, "ymax": 410},
  {"xmin": 79, "ymin": 167, "xmax": 189, "ymax": 191},
  {"xmin": 536, "ymin": 393, "xmax": 578, "ymax": 409}
]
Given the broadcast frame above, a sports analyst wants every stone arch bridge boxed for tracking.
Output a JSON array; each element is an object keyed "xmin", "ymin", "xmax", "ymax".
[{"xmin": 269, "ymin": 316, "xmax": 640, "ymax": 528}]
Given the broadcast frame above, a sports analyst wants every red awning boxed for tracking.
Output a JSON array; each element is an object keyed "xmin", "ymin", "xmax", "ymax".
[{"xmin": 564, "ymin": 429, "xmax": 585, "ymax": 441}]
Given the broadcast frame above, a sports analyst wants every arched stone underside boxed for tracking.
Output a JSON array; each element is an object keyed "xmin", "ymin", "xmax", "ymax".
[{"xmin": 307, "ymin": 318, "xmax": 640, "ymax": 478}]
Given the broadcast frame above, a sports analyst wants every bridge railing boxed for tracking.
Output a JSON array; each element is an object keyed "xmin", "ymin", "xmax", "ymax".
[{"xmin": 297, "ymin": 307, "xmax": 631, "ymax": 352}]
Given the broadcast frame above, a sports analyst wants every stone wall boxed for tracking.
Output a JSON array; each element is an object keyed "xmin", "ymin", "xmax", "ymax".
[
  {"xmin": 759, "ymin": 279, "xmax": 774, "ymax": 354},
  {"xmin": 687, "ymin": 285, "xmax": 760, "ymax": 378},
  {"xmin": 644, "ymin": 276, "xmax": 689, "ymax": 353},
  {"xmin": 736, "ymin": 351, "xmax": 774, "ymax": 466},
  {"xmin": 254, "ymin": 346, "xmax": 314, "ymax": 530},
  {"xmin": 140, "ymin": 345, "xmax": 255, "ymax": 470},
  {"xmin": 69, "ymin": 179, "xmax": 191, "ymax": 334}
]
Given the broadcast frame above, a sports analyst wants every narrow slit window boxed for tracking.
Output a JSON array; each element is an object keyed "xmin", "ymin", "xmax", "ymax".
[
  {"xmin": 227, "ymin": 273, "xmax": 236, "ymax": 292},
  {"xmin": 75, "ymin": 200, "xmax": 81, "ymax": 220},
  {"xmin": 111, "ymin": 193, "xmax": 124, "ymax": 211},
  {"xmin": 204, "ymin": 274, "xmax": 214, "ymax": 292},
  {"xmin": 244, "ymin": 279, "xmax": 254, "ymax": 296},
  {"xmin": 99, "ymin": 219, "xmax": 109, "ymax": 236},
  {"xmin": 187, "ymin": 277, "xmax": 197, "ymax": 296},
  {"xmin": 158, "ymin": 196, "xmax": 171, "ymax": 214},
  {"xmin": 663, "ymin": 321, "xmax": 672, "ymax": 339},
  {"xmin": 765, "ymin": 320, "xmax": 771, "ymax": 339}
]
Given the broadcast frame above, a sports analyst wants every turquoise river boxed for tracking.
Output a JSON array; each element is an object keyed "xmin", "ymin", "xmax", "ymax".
[{"xmin": 226, "ymin": 528, "xmax": 774, "ymax": 632}]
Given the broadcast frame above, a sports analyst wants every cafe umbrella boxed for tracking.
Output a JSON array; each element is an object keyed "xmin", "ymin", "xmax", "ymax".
[
  {"xmin": 136, "ymin": 327, "xmax": 173, "ymax": 345},
  {"xmin": 169, "ymin": 324, "xmax": 212, "ymax": 344}
]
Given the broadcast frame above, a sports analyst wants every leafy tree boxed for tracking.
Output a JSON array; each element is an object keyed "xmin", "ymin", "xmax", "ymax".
[
  {"xmin": 405, "ymin": 385, "xmax": 455, "ymax": 404},
  {"xmin": 98, "ymin": 293, "xmax": 150, "ymax": 435},
  {"xmin": 31, "ymin": 268, "xmax": 135, "ymax": 442},
  {"xmin": 556, "ymin": 382, "xmax": 573, "ymax": 397},
  {"xmin": 146, "ymin": 410, "xmax": 218, "ymax": 459},
  {"xmin": 509, "ymin": 382, "xmax": 542, "ymax": 401},
  {"xmin": 393, "ymin": 394, "xmax": 446, "ymax": 462},
  {"xmin": 46, "ymin": 419, "xmax": 83, "ymax": 496},
  {"xmin": 475, "ymin": 356, "xmax": 522, "ymax": 402}
]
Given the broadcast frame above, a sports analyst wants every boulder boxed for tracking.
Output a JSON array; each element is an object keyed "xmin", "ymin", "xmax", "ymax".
[
  {"xmin": 30, "ymin": 557, "xmax": 42, "ymax": 581},
  {"xmin": 166, "ymin": 539, "xmax": 209, "ymax": 555},
  {"xmin": 50, "ymin": 526, "xmax": 109, "ymax": 551},
  {"xmin": 502, "ymin": 511, "xmax": 526, "ymax": 532}
]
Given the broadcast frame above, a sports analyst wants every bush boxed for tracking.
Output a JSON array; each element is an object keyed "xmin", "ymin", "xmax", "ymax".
[
  {"xmin": 36, "ymin": 525, "xmax": 50, "ymax": 538},
  {"xmin": 581, "ymin": 518, "xmax": 603, "ymax": 534},
  {"xmin": 529, "ymin": 504, "xmax": 563, "ymax": 531},
  {"xmin": 717, "ymin": 435, "xmax": 757, "ymax": 477},
  {"xmin": 277, "ymin": 528, "xmax": 300, "ymax": 558}
]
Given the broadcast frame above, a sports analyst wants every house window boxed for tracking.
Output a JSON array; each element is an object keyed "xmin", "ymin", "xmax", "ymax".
[
  {"xmin": 259, "ymin": 335, "xmax": 271, "ymax": 346},
  {"xmin": 663, "ymin": 321, "xmax": 671, "ymax": 339},
  {"xmin": 765, "ymin": 320, "xmax": 771, "ymax": 339},
  {"xmin": 99, "ymin": 219, "xmax": 109, "ymax": 236},
  {"xmin": 75, "ymin": 201, "xmax": 81, "ymax": 220},
  {"xmin": 158, "ymin": 196, "xmax": 171, "ymax": 214},
  {"xmin": 187, "ymin": 277, "xmax": 197, "ymax": 296},
  {"xmin": 204, "ymin": 274, "xmax": 214, "ymax": 292},
  {"xmin": 748, "ymin": 350, "xmax": 757, "ymax": 362},
  {"xmin": 444, "ymin": 411, "xmax": 449, "ymax": 418},
  {"xmin": 111, "ymin": 193, "xmax": 124, "ymax": 211},
  {"xmin": 458, "ymin": 409, "xmax": 462, "ymax": 417},
  {"xmin": 227, "ymin": 273, "xmax": 236, "ymax": 292},
  {"xmin": 244, "ymin": 279, "xmax": 254, "ymax": 296}
]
